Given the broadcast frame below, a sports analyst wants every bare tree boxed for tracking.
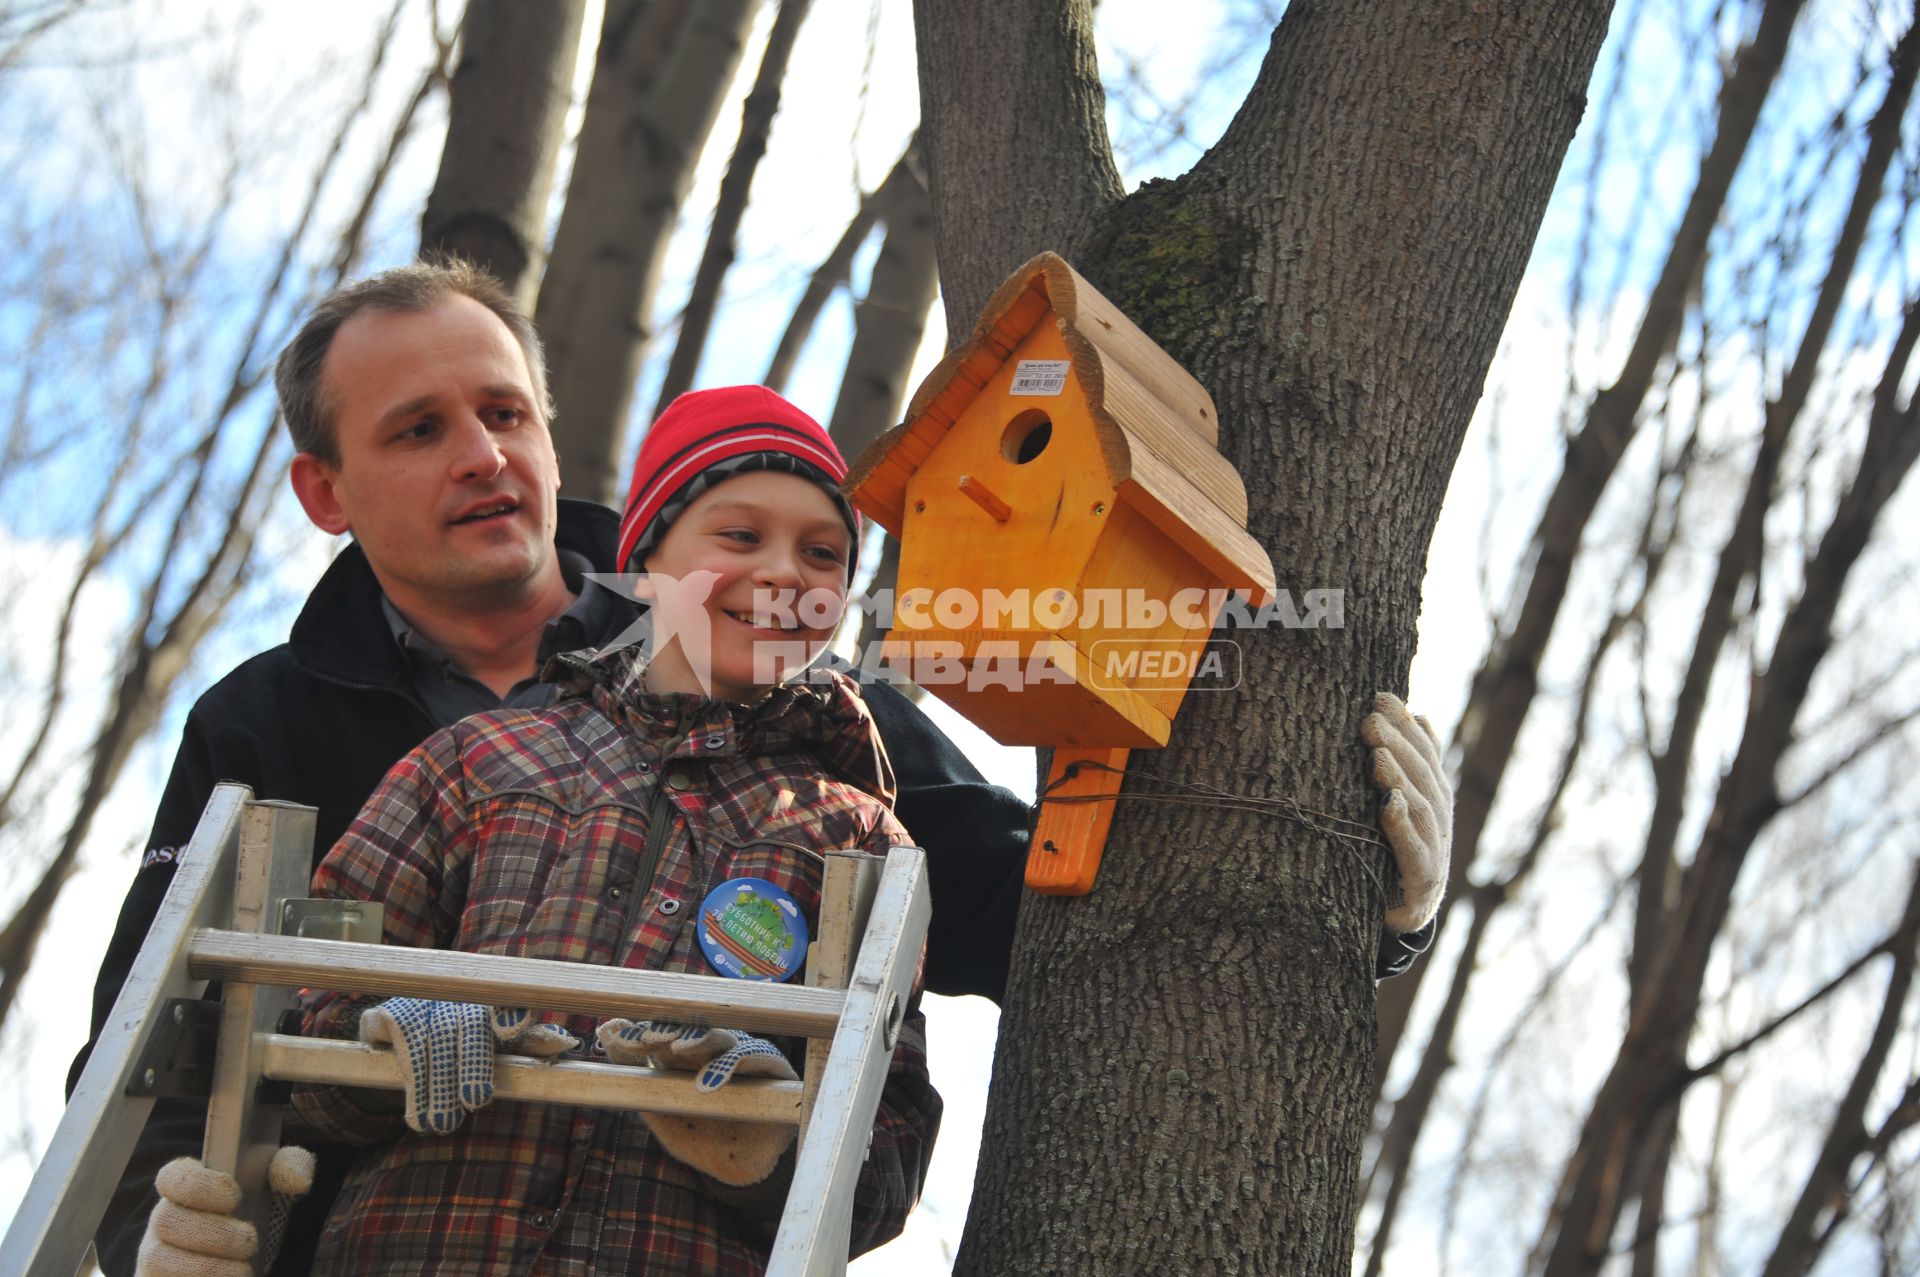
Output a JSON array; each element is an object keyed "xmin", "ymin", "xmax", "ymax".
[
  {"xmin": 908, "ymin": 1, "xmax": 1612, "ymax": 1270},
  {"xmin": 652, "ymin": 0, "xmax": 814, "ymax": 413},
  {"xmin": 763, "ymin": 135, "xmax": 924, "ymax": 394},
  {"xmin": 824, "ymin": 156, "xmax": 935, "ymax": 461},
  {"xmin": 419, "ymin": 0, "xmax": 587, "ymax": 304},
  {"xmin": 1364, "ymin": 17, "xmax": 1920, "ymax": 1271},
  {"xmin": 0, "ymin": 2, "xmax": 437, "ymax": 1036},
  {"xmin": 1535, "ymin": 289, "xmax": 1920, "ymax": 1275},
  {"xmin": 1372, "ymin": 0, "xmax": 1809, "ymax": 1084},
  {"xmin": 536, "ymin": 0, "xmax": 759, "ymax": 504}
]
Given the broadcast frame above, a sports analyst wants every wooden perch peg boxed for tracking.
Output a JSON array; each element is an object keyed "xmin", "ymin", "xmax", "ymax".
[{"xmin": 957, "ymin": 474, "xmax": 1012, "ymax": 522}]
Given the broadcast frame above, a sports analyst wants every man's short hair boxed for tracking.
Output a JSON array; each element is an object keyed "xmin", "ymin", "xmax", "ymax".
[{"xmin": 274, "ymin": 257, "xmax": 553, "ymax": 466}]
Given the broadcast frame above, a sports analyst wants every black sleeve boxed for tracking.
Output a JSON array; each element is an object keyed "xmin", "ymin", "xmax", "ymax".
[
  {"xmin": 856, "ymin": 679, "xmax": 1032, "ymax": 1005},
  {"xmin": 67, "ymin": 702, "xmax": 250, "ymax": 1277},
  {"xmin": 68, "ymin": 703, "xmax": 237, "ymax": 1095},
  {"xmin": 1376, "ymin": 917, "xmax": 1435, "ymax": 980}
]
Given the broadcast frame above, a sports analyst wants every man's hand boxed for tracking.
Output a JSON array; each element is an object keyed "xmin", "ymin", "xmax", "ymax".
[
  {"xmin": 136, "ymin": 1147, "xmax": 315, "ymax": 1277},
  {"xmin": 598, "ymin": 1019, "xmax": 798, "ymax": 1185},
  {"xmin": 359, "ymin": 998, "xmax": 577, "ymax": 1134},
  {"xmin": 1363, "ymin": 692, "xmax": 1453, "ymax": 934}
]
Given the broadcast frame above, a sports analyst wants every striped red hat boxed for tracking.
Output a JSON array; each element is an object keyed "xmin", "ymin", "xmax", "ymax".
[{"xmin": 616, "ymin": 385, "xmax": 858, "ymax": 574}]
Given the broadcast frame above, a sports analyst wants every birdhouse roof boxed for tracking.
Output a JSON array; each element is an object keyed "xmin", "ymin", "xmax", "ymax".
[{"xmin": 846, "ymin": 252, "xmax": 1275, "ymax": 603}]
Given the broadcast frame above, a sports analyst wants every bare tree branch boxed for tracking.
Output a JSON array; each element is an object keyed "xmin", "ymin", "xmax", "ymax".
[
  {"xmin": 653, "ymin": 0, "xmax": 813, "ymax": 413},
  {"xmin": 762, "ymin": 135, "xmax": 920, "ymax": 393}
]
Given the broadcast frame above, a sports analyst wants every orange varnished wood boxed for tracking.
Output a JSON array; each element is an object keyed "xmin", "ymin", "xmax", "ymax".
[
  {"xmin": 956, "ymin": 474, "xmax": 1013, "ymax": 522},
  {"xmin": 1026, "ymin": 747, "xmax": 1131, "ymax": 894}
]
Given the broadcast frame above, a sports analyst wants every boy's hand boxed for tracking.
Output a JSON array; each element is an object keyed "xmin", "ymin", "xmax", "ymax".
[
  {"xmin": 136, "ymin": 1146, "xmax": 315, "ymax": 1277},
  {"xmin": 359, "ymin": 998, "xmax": 577, "ymax": 1134},
  {"xmin": 598, "ymin": 1020, "xmax": 798, "ymax": 1091},
  {"xmin": 598, "ymin": 1019, "xmax": 798, "ymax": 1184},
  {"xmin": 1362, "ymin": 692, "xmax": 1453, "ymax": 934}
]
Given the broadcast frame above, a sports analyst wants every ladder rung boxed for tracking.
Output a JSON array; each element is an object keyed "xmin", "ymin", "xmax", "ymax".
[
  {"xmin": 259, "ymin": 1035, "xmax": 806, "ymax": 1124},
  {"xmin": 188, "ymin": 930, "xmax": 847, "ymax": 1039}
]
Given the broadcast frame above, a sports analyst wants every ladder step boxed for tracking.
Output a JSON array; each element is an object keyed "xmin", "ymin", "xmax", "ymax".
[
  {"xmin": 2, "ymin": 779, "xmax": 930, "ymax": 1277},
  {"xmin": 259, "ymin": 1035, "xmax": 806, "ymax": 1124},
  {"xmin": 187, "ymin": 930, "xmax": 846, "ymax": 1039}
]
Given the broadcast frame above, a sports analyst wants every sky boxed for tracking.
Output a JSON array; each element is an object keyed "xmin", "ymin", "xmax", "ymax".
[{"xmin": 4, "ymin": 0, "xmax": 1918, "ymax": 1272}]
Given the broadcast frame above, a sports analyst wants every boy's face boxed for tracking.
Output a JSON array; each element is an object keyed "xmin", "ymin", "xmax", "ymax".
[{"xmin": 639, "ymin": 469, "xmax": 852, "ymax": 702}]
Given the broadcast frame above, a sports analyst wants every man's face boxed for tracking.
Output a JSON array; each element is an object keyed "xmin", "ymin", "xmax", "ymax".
[{"xmin": 289, "ymin": 295, "xmax": 562, "ymax": 615}]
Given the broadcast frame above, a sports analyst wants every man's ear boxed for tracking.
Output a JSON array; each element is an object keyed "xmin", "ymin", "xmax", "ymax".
[{"xmin": 289, "ymin": 453, "xmax": 351, "ymax": 536}]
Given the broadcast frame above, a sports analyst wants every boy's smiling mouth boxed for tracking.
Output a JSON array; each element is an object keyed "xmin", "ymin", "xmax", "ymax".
[{"xmin": 723, "ymin": 609, "xmax": 800, "ymax": 633}]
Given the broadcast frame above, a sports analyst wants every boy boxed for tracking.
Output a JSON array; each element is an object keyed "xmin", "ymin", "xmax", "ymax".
[{"xmin": 285, "ymin": 385, "xmax": 935, "ymax": 1275}]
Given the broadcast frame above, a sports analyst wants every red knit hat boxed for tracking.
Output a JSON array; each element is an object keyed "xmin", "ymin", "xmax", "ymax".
[{"xmin": 617, "ymin": 385, "xmax": 859, "ymax": 574}]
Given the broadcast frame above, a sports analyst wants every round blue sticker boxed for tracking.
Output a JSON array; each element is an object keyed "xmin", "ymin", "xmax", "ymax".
[{"xmin": 696, "ymin": 878, "xmax": 810, "ymax": 982}]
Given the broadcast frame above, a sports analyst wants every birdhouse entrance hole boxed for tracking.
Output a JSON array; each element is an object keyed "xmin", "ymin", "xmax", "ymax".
[{"xmin": 1001, "ymin": 410, "xmax": 1052, "ymax": 464}]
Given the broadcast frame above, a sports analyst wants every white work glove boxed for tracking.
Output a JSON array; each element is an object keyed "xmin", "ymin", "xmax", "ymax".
[
  {"xmin": 136, "ymin": 1146, "xmax": 316, "ymax": 1277},
  {"xmin": 1362, "ymin": 692, "xmax": 1454, "ymax": 934},
  {"xmin": 598, "ymin": 1019, "xmax": 798, "ymax": 1185},
  {"xmin": 359, "ymin": 998, "xmax": 577, "ymax": 1134}
]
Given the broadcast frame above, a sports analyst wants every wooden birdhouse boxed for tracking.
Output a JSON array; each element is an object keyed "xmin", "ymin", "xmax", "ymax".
[{"xmin": 846, "ymin": 252, "xmax": 1275, "ymax": 894}]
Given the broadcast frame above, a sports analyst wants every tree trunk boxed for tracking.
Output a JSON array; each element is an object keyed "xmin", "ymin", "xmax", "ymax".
[
  {"xmin": 537, "ymin": 0, "xmax": 758, "ymax": 504},
  {"xmin": 419, "ymin": 0, "xmax": 586, "ymax": 306},
  {"xmin": 912, "ymin": 2, "xmax": 1613, "ymax": 1272},
  {"xmin": 652, "ymin": 0, "xmax": 813, "ymax": 414},
  {"xmin": 1372, "ymin": 0, "xmax": 1806, "ymax": 1084}
]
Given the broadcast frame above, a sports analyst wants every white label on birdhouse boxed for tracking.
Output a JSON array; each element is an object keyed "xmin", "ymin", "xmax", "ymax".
[{"xmin": 1009, "ymin": 360, "xmax": 1070, "ymax": 396}]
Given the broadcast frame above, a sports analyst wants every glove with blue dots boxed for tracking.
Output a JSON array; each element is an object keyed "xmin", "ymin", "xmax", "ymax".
[
  {"xmin": 359, "ymin": 998, "xmax": 577, "ymax": 1134},
  {"xmin": 597, "ymin": 1019, "xmax": 796, "ymax": 1092},
  {"xmin": 596, "ymin": 1018, "xmax": 798, "ymax": 1185}
]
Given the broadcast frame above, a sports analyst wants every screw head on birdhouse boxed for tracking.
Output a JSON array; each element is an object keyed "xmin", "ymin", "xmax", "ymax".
[{"xmin": 845, "ymin": 252, "xmax": 1276, "ymax": 752}]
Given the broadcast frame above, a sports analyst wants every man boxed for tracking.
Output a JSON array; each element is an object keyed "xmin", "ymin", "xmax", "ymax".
[{"xmin": 72, "ymin": 260, "xmax": 1440, "ymax": 1275}]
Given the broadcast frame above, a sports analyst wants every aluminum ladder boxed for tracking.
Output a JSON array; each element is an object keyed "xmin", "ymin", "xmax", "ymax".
[{"xmin": 4, "ymin": 782, "xmax": 929, "ymax": 1277}]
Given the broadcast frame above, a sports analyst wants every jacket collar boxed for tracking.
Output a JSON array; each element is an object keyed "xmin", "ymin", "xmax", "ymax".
[
  {"xmin": 551, "ymin": 645, "xmax": 896, "ymax": 806},
  {"xmin": 287, "ymin": 498, "xmax": 622, "ymax": 692}
]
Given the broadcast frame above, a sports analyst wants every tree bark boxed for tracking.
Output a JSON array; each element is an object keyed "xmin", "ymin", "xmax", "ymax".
[
  {"xmin": 1372, "ymin": 0, "xmax": 1808, "ymax": 1083},
  {"xmin": 419, "ymin": 0, "xmax": 586, "ymax": 307},
  {"xmin": 536, "ymin": 0, "xmax": 758, "ymax": 505},
  {"xmin": 652, "ymin": 0, "xmax": 813, "ymax": 414},
  {"xmin": 913, "ymin": 2, "xmax": 1613, "ymax": 1272}
]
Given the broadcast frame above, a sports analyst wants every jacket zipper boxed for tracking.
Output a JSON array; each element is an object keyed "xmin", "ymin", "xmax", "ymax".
[
  {"xmin": 302, "ymin": 665, "xmax": 436, "ymax": 727},
  {"xmin": 636, "ymin": 780, "xmax": 677, "ymax": 902}
]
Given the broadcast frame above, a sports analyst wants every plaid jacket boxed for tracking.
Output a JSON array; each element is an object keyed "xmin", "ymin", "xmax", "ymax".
[{"xmin": 291, "ymin": 649, "xmax": 940, "ymax": 1276}]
